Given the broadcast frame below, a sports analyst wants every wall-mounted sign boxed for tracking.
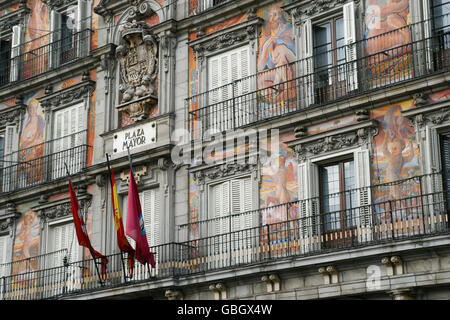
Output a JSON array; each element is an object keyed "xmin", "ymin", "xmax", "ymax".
[{"xmin": 113, "ymin": 121, "xmax": 156, "ymax": 154}]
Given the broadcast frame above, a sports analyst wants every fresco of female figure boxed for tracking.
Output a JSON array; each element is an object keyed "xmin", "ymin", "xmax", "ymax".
[
  {"xmin": 257, "ymin": 3, "xmax": 296, "ymax": 111},
  {"xmin": 364, "ymin": 0, "xmax": 411, "ymax": 80}
]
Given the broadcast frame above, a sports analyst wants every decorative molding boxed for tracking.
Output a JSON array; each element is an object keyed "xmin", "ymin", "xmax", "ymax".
[
  {"xmin": 403, "ymin": 100, "xmax": 450, "ymax": 129},
  {"xmin": 286, "ymin": 0, "xmax": 356, "ymax": 23},
  {"xmin": 160, "ymin": 34, "xmax": 177, "ymax": 73},
  {"xmin": 192, "ymin": 162, "xmax": 258, "ymax": 185},
  {"xmin": 40, "ymin": 0, "xmax": 77, "ymax": 10},
  {"xmin": 119, "ymin": 165, "xmax": 148, "ymax": 185},
  {"xmin": 38, "ymin": 80, "xmax": 96, "ymax": 112},
  {"xmin": 0, "ymin": 103, "xmax": 26, "ymax": 128},
  {"xmin": 318, "ymin": 265, "xmax": 339, "ymax": 284},
  {"xmin": 261, "ymin": 274, "xmax": 281, "ymax": 292},
  {"xmin": 189, "ymin": 18, "xmax": 263, "ymax": 62},
  {"xmin": 36, "ymin": 194, "xmax": 92, "ymax": 223},
  {"xmin": 209, "ymin": 282, "xmax": 227, "ymax": 300},
  {"xmin": 116, "ymin": 19, "xmax": 159, "ymax": 122},
  {"xmin": 288, "ymin": 120, "xmax": 378, "ymax": 161},
  {"xmin": 165, "ymin": 289, "xmax": 183, "ymax": 300}
]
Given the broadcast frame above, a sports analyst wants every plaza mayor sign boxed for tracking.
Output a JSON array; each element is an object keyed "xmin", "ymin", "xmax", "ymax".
[{"xmin": 113, "ymin": 121, "xmax": 156, "ymax": 154}]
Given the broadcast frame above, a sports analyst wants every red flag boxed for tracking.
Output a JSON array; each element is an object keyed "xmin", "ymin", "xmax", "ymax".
[
  {"xmin": 110, "ymin": 167, "xmax": 135, "ymax": 275},
  {"xmin": 125, "ymin": 169, "xmax": 155, "ymax": 267},
  {"xmin": 69, "ymin": 179, "xmax": 108, "ymax": 279}
]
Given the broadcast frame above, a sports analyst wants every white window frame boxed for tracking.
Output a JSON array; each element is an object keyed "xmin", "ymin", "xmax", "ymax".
[
  {"xmin": 206, "ymin": 45, "xmax": 252, "ymax": 132},
  {"xmin": 297, "ymin": 147, "xmax": 372, "ymax": 253},
  {"xmin": 299, "ymin": 1, "xmax": 358, "ymax": 107},
  {"xmin": 51, "ymin": 102, "xmax": 87, "ymax": 179},
  {"xmin": 49, "ymin": 0, "xmax": 91, "ymax": 68}
]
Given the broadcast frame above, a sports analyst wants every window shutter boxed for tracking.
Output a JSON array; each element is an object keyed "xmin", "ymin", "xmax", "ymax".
[
  {"xmin": 208, "ymin": 46, "xmax": 251, "ymax": 131},
  {"xmin": 354, "ymin": 149, "xmax": 373, "ymax": 242},
  {"xmin": 212, "ymin": 181, "xmax": 230, "ymax": 236},
  {"xmin": 10, "ymin": 25, "xmax": 22, "ymax": 82},
  {"xmin": 50, "ymin": 10, "xmax": 62, "ymax": 68},
  {"xmin": 53, "ymin": 104, "xmax": 86, "ymax": 178},
  {"xmin": 53, "ymin": 223, "xmax": 78, "ymax": 267},
  {"xmin": 298, "ymin": 161, "xmax": 320, "ymax": 253},
  {"xmin": 141, "ymin": 188, "xmax": 160, "ymax": 248},
  {"xmin": 3, "ymin": 125, "xmax": 18, "ymax": 192},
  {"xmin": 423, "ymin": 0, "xmax": 433, "ymax": 71},
  {"xmin": 343, "ymin": 1, "xmax": 358, "ymax": 91},
  {"xmin": 301, "ymin": 20, "xmax": 314, "ymax": 106},
  {"xmin": 0, "ymin": 235, "xmax": 8, "ymax": 280},
  {"xmin": 230, "ymin": 177, "xmax": 253, "ymax": 232},
  {"xmin": 441, "ymin": 135, "xmax": 450, "ymax": 211},
  {"xmin": 77, "ymin": 0, "xmax": 91, "ymax": 57}
]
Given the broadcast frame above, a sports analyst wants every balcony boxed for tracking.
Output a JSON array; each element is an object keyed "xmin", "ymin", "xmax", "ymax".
[
  {"xmin": 188, "ymin": 0, "xmax": 233, "ymax": 16},
  {"xmin": 0, "ymin": 29, "xmax": 91, "ymax": 88},
  {"xmin": 187, "ymin": 16, "xmax": 450, "ymax": 139},
  {"xmin": 0, "ymin": 131, "xmax": 91, "ymax": 193},
  {"xmin": 1, "ymin": 173, "xmax": 448, "ymax": 299}
]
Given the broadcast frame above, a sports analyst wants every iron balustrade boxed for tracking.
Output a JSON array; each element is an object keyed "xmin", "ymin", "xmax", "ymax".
[
  {"xmin": 0, "ymin": 173, "xmax": 449, "ymax": 299},
  {"xmin": 0, "ymin": 131, "xmax": 91, "ymax": 193},
  {"xmin": 187, "ymin": 15, "xmax": 450, "ymax": 139},
  {"xmin": 0, "ymin": 29, "xmax": 92, "ymax": 88},
  {"xmin": 188, "ymin": 0, "xmax": 233, "ymax": 16}
]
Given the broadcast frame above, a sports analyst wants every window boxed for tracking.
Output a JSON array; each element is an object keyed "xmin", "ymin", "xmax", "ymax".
[
  {"xmin": 0, "ymin": 234, "xmax": 8, "ymax": 276},
  {"xmin": 319, "ymin": 160, "xmax": 357, "ymax": 233},
  {"xmin": 207, "ymin": 46, "xmax": 250, "ymax": 132},
  {"xmin": 301, "ymin": 1, "xmax": 357, "ymax": 106},
  {"xmin": 1, "ymin": 126, "xmax": 19, "ymax": 192},
  {"xmin": 441, "ymin": 133, "xmax": 450, "ymax": 213},
  {"xmin": 49, "ymin": 0, "xmax": 91, "ymax": 68},
  {"xmin": 209, "ymin": 177, "xmax": 253, "ymax": 235},
  {"xmin": 52, "ymin": 103, "xmax": 86, "ymax": 179},
  {"xmin": 122, "ymin": 188, "xmax": 161, "ymax": 248},
  {"xmin": 51, "ymin": 222, "xmax": 79, "ymax": 267},
  {"xmin": 298, "ymin": 148, "xmax": 372, "ymax": 253},
  {"xmin": 313, "ymin": 17, "xmax": 346, "ymax": 102},
  {"xmin": 431, "ymin": 0, "xmax": 450, "ymax": 68},
  {"xmin": 0, "ymin": 39, "xmax": 11, "ymax": 86}
]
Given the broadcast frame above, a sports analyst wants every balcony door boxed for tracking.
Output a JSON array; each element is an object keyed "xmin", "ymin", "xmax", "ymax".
[
  {"xmin": 441, "ymin": 133, "xmax": 450, "ymax": 215},
  {"xmin": 319, "ymin": 159, "xmax": 359, "ymax": 248},
  {"xmin": 209, "ymin": 177, "xmax": 254, "ymax": 267},
  {"xmin": 431, "ymin": 0, "xmax": 450, "ymax": 69},
  {"xmin": 207, "ymin": 46, "xmax": 250, "ymax": 132},
  {"xmin": 52, "ymin": 104, "xmax": 86, "ymax": 179}
]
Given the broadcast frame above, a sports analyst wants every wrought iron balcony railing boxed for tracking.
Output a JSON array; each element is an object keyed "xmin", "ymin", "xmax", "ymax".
[
  {"xmin": 0, "ymin": 173, "xmax": 449, "ymax": 299},
  {"xmin": 0, "ymin": 29, "xmax": 92, "ymax": 88},
  {"xmin": 188, "ymin": 0, "xmax": 233, "ymax": 16},
  {"xmin": 187, "ymin": 15, "xmax": 450, "ymax": 139},
  {"xmin": 0, "ymin": 131, "xmax": 91, "ymax": 193}
]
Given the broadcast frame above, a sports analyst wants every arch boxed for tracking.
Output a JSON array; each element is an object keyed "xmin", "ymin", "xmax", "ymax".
[{"xmin": 111, "ymin": 0, "xmax": 165, "ymax": 45}]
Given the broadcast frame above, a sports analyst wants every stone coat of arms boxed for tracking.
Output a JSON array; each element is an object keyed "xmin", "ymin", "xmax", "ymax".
[{"xmin": 116, "ymin": 19, "xmax": 158, "ymax": 122}]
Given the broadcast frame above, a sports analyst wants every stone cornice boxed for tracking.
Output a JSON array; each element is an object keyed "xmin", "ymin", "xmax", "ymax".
[
  {"xmin": 40, "ymin": 0, "xmax": 77, "ymax": 11},
  {"xmin": 33, "ymin": 191, "xmax": 92, "ymax": 223},
  {"xmin": 286, "ymin": 120, "xmax": 379, "ymax": 161},
  {"xmin": 0, "ymin": 103, "xmax": 26, "ymax": 128},
  {"xmin": 401, "ymin": 93, "xmax": 450, "ymax": 127},
  {"xmin": 38, "ymin": 79, "xmax": 96, "ymax": 111},
  {"xmin": 191, "ymin": 162, "xmax": 258, "ymax": 186},
  {"xmin": 188, "ymin": 17, "xmax": 263, "ymax": 60}
]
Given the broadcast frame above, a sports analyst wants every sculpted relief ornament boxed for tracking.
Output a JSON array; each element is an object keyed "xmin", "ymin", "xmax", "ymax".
[{"xmin": 116, "ymin": 5, "xmax": 158, "ymax": 122}]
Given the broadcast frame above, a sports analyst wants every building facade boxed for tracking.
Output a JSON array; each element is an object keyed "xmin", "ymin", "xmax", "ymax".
[{"xmin": 0, "ymin": 0, "xmax": 449, "ymax": 300}]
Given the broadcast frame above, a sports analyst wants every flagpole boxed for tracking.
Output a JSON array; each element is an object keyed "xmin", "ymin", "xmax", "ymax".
[
  {"xmin": 106, "ymin": 153, "xmax": 129, "ymax": 282},
  {"xmin": 65, "ymin": 162, "xmax": 105, "ymax": 286},
  {"xmin": 126, "ymin": 147, "xmax": 152, "ymax": 276}
]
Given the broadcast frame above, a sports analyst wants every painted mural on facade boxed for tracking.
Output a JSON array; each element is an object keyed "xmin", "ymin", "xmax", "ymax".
[
  {"xmin": 257, "ymin": 1, "xmax": 296, "ymax": 112},
  {"xmin": 12, "ymin": 203, "xmax": 40, "ymax": 274},
  {"xmin": 371, "ymin": 99, "xmax": 420, "ymax": 229},
  {"xmin": 260, "ymin": 133, "xmax": 298, "ymax": 225},
  {"xmin": 364, "ymin": 0, "xmax": 412, "ymax": 86}
]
